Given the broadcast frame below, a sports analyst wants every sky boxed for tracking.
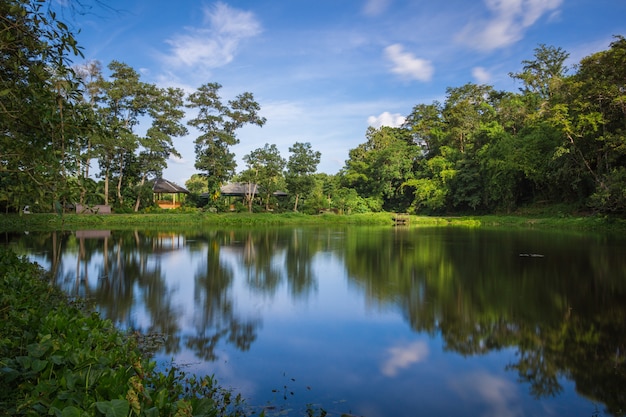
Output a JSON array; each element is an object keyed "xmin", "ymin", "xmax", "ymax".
[{"xmin": 66, "ymin": 0, "xmax": 626, "ymax": 185}]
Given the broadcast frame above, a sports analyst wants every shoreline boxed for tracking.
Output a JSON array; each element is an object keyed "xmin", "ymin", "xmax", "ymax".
[{"xmin": 1, "ymin": 211, "xmax": 624, "ymax": 233}]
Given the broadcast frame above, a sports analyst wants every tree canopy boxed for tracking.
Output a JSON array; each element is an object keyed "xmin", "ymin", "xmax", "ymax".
[{"xmin": 1, "ymin": 0, "xmax": 625, "ymax": 215}]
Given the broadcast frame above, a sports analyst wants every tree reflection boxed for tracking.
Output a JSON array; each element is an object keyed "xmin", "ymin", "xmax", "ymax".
[
  {"xmin": 21, "ymin": 230, "xmax": 183, "ymax": 353},
  {"xmin": 342, "ymin": 227, "xmax": 626, "ymax": 416},
  {"xmin": 284, "ymin": 228, "xmax": 321, "ymax": 299},
  {"xmin": 11, "ymin": 226, "xmax": 626, "ymax": 415},
  {"xmin": 189, "ymin": 231, "xmax": 259, "ymax": 361}
]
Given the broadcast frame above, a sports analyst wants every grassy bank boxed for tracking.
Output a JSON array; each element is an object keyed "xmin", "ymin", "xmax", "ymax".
[
  {"xmin": 1, "ymin": 211, "xmax": 624, "ymax": 232},
  {"xmin": 0, "ymin": 247, "xmax": 248, "ymax": 416}
]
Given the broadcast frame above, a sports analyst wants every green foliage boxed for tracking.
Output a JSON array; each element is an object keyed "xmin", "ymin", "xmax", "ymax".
[
  {"xmin": 242, "ymin": 144, "xmax": 286, "ymax": 211},
  {"xmin": 3, "ymin": 0, "xmax": 626, "ymax": 219},
  {"xmin": 285, "ymin": 142, "xmax": 321, "ymax": 212},
  {"xmin": 0, "ymin": 247, "xmax": 247, "ymax": 416},
  {"xmin": 187, "ymin": 83, "xmax": 266, "ymax": 201},
  {"xmin": 0, "ymin": 0, "xmax": 86, "ymax": 213},
  {"xmin": 341, "ymin": 126, "xmax": 420, "ymax": 212}
]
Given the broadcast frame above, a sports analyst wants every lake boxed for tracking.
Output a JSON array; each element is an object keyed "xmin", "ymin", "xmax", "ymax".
[{"xmin": 4, "ymin": 225, "xmax": 626, "ymax": 417}]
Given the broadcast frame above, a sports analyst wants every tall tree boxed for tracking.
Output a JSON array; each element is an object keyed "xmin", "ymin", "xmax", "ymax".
[
  {"xmin": 242, "ymin": 144, "xmax": 286, "ymax": 211},
  {"xmin": 554, "ymin": 36, "xmax": 626, "ymax": 212},
  {"xmin": 1, "ymin": 0, "xmax": 83, "ymax": 213},
  {"xmin": 74, "ymin": 60, "xmax": 104, "ymax": 205},
  {"xmin": 342, "ymin": 126, "xmax": 419, "ymax": 212},
  {"xmin": 187, "ymin": 83, "xmax": 266, "ymax": 202},
  {"xmin": 510, "ymin": 44, "xmax": 569, "ymax": 105},
  {"xmin": 403, "ymin": 102, "xmax": 445, "ymax": 155},
  {"xmin": 133, "ymin": 86, "xmax": 187, "ymax": 211},
  {"xmin": 285, "ymin": 142, "xmax": 321, "ymax": 211},
  {"xmin": 93, "ymin": 61, "xmax": 153, "ymax": 206}
]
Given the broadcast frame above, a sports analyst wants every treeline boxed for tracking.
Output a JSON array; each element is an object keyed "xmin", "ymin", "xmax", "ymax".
[
  {"xmin": 339, "ymin": 39, "xmax": 626, "ymax": 215},
  {"xmin": 1, "ymin": 0, "xmax": 625, "ymax": 215},
  {"xmin": 199, "ymin": 38, "xmax": 626, "ymax": 215}
]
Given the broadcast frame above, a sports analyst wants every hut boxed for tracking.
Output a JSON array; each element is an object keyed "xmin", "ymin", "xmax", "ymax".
[
  {"xmin": 217, "ymin": 182, "xmax": 287, "ymax": 210},
  {"xmin": 153, "ymin": 178, "xmax": 190, "ymax": 209}
]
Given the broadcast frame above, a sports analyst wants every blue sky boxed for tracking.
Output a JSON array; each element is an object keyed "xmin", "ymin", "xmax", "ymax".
[{"xmin": 71, "ymin": 0, "xmax": 626, "ymax": 184}]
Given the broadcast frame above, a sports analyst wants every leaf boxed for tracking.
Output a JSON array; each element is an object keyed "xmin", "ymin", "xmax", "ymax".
[
  {"xmin": 95, "ymin": 400, "xmax": 129, "ymax": 417},
  {"xmin": 31, "ymin": 359, "xmax": 48, "ymax": 373},
  {"xmin": 61, "ymin": 406, "xmax": 83, "ymax": 417}
]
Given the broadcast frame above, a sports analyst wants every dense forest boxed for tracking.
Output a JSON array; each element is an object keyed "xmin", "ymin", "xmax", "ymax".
[{"xmin": 2, "ymin": 0, "xmax": 625, "ymax": 215}]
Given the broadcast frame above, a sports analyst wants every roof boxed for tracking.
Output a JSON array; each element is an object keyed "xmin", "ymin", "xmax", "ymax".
[
  {"xmin": 221, "ymin": 182, "xmax": 259, "ymax": 196},
  {"xmin": 220, "ymin": 182, "xmax": 287, "ymax": 197},
  {"xmin": 152, "ymin": 178, "xmax": 190, "ymax": 194}
]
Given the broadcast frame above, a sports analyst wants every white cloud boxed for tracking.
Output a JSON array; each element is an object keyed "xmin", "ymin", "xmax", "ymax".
[
  {"xmin": 363, "ymin": 0, "xmax": 392, "ymax": 16},
  {"xmin": 168, "ymin": 154, "xmax": 187, "ymax": 165},
  {"xmin": 381, "ymin": 341, "xmax": 429, "ymax": 377},
  {"xmin": 457, "ymin": 0, "xmax": 562, "ymax": 51},
  {"xmin": 449, "ymin": 372, "xmax": 523, "ymax": 417},
  {"xmin": 367, "ymin": 111, "xmax": 406, "ymax": 128},
  {"xmin": 384, "ymin": 44, "xmax": 434, "ymax": 82},
  {"xmin": 162, "ymin": 2, "xmax": 261, "ymax": 69},
  {"xmin": 472, "ymin": 66, "xmax": 491, "ymax": 83}
]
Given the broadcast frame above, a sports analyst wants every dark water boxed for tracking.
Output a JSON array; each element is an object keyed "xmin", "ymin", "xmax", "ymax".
[{"xmin": 4, "ymin": 226, "xmax": 626, "ymax": 417}]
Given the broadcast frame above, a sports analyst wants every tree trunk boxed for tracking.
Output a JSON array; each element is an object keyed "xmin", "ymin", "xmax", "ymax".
[
  {"xmin": 293, "ymin": 193, "xmax": 300, "ymax": 212},
  {"xmin": 116, "ymin": 154, "xmax": 124, "ymax": 205},
  {"xmin": 104, "ymin": 167, "xmax": 110, "ymax": 206},
  {"xmin": 133, "ymin": 173, "xmax": 147, "ymax": 212},
  {"xmin": 79, "ymin": 140, "xmax": 92, "ymax": 205}
]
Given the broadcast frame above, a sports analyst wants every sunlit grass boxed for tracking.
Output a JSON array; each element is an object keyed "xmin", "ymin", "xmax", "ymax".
[{"xmin": 1, "ymin": 211, "xmax": 623, "ymax": 232}]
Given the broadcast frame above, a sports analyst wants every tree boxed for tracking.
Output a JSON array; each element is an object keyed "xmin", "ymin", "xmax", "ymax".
[
  {"xmin": 187, "ymin": 83, "xmax": 266, "ymax": 202},
  {"xmin": 442, "ymin": 83, "xmax": 497, "ymax": 155},
  {"xmin": 553, "ymin": 36, "xmax": 626, "ymax": 212},
  {"xmin": 185, "ymin": 174, "xmax": 209, "ymax": 195},
  {"xmin": 1, "ymin": 0, "xmax": 84, "ymax": 213},
  {"xmin": 285, "ymin": 142, "xmax": 321, "ymax": 211},
  {"xmin": 510, "ymin": 44, "xmax": 569, "ymax": 105},
  {"xmin": 404, "ymin": 102, "xmax": 445, "ymax": 155},
  {"xmin": 341, "ymin": 126, "xmax": 420, "ymax": 212},
  {"xmin": 133, "ymin": 86, "xmax": 187, "ymax": 211},
  {"xmin": 91, "ymin": 61, "xmax": 153, "ymax": 206},
  {"xmin": 242, "ymin": 144, "xmax": 286, "ymax": 211}
]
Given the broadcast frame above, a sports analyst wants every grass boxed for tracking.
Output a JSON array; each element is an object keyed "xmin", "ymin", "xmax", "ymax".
[
  {"xmin": 0, "ymin": 211, "xmax": 397, "ymax": 231},
  {"xmin": 1, "ymin": 210, "xmax": 624, "ymax": 233}
]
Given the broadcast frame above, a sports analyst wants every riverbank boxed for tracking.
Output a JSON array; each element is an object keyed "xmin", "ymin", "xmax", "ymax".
[
  {"xmin": 1, "ymin": 211, "xmax": 624, "ymax": 232},
  {"xmin": 0, "ymin": 247, "xmax": 248, "ymax": 416}
]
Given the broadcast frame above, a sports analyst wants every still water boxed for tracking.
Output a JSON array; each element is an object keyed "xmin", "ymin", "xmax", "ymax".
[{"xmin": 4, "ymin": 226, "xmax": 626, "ymax": 416}]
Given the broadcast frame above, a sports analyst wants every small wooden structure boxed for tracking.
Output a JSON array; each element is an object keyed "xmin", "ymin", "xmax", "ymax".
[
  {"xmin": 153, "ymin": 178, "xmax": 190, "ymax": 209},
  {"xmin": 75, "ymin": 204, "xmax": 111, "ymax": 214},
  {"xmin": 393, "ymin": 213, "xmax": 410, "ymax": 226},
  {"xmin": 217, "ymin": 182, "xmax": 288, "ymax": 210}
]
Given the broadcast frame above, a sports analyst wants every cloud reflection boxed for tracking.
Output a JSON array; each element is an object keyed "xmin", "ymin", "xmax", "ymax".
[
  {"xmin": 449, "ymin": 372, "xmax": 523, "ymax": 417},
  {"xmin": 381, "ymin": 341, "xmax": 429, "ymax": 377}
]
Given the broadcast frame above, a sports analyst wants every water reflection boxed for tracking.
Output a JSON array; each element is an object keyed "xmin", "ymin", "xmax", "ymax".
[{"xmin": 5, "ymin": 226, "xmax": 626, "ymax": 416}]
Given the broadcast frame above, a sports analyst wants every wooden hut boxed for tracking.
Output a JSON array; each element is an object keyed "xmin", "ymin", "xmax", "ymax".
[
  {"xmin": 218, "ymin": 182, "xmax": 288, "ymax": 211},
  {"xmin": 153, "ymin": 178, "xmax": 190, "ymax": 209}
]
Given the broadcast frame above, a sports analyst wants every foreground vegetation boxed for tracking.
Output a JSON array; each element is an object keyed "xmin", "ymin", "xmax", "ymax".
[{"xmin": 0, "ymin": 247, "xmax": 250, "ymax": 417}]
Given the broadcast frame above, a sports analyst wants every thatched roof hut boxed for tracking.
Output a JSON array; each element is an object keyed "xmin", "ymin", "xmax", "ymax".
[
  {"xmin": 153, "ymin": 178, "xmax": 189, "ymax": 209},
  {"xmin": 220, "ymin": 182, "xmax": 287, "ymax": 197},
  {"xmin": 153, "ymin": 178, "xmax": 190, "ymax": 194}
]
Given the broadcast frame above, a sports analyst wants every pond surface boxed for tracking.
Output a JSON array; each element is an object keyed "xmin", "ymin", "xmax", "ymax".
[{"xmin": 4, "ymin": 226, "xmax": 626, "ymax": 417}]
